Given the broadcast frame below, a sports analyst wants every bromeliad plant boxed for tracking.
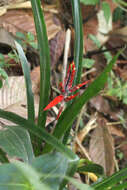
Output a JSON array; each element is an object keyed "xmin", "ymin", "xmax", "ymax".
[
  {"xmin": 44, "ymin": 61, "xmax": 90, "ymax": 120},
  {"xmin": 0, "ymin": 0, "xmax": 126, "ymax": 190}
]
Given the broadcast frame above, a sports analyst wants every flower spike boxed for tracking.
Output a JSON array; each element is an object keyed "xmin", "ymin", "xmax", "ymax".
[{"xmin": 44, "ymin": 61, "xmax": 90, "ymax": 120}]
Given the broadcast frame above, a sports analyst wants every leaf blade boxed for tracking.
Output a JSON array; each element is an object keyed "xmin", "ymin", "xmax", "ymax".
[
  {"xmin": 15, "ymin": 41, "xmax": 35, "ymax": 122},
  {"xmin": 30, "ymin": 0, "xmax": 51, "ymax": 127},
  {"xmin": 0, "ymin": 126, "xmax": 34, "ymax": 163}
]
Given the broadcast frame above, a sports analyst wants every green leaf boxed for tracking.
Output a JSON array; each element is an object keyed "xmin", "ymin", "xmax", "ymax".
[
  {"xmin": 65, "ymin": 177, "xmax": 94, "ymax": 190},
  {"xmin": 102, "ymin": 2, "xmax": 111, "ymax": 24},
  {"xmin": 15, "ymin": 161, "xmax": 51, "ymax": 190},
  {"xmin": 0, "ymin": 80, "xmax": 2, "ymax": 88},
  {"xmin": 32, "ymin": 152, "xmax": 69, "ymax": 190},
  {"xmin": 0, "ymin": 68, "xmax": 8, "ymax": 80},
  {"xmin": 0, "ymin": 148, "xmax": 9, "ymax": 163},
  {"xmin": 27, "ymin": 32, "xmax": 35, "ymax": 42},
  {"xmin": 77, "ymin": 163, "xmax": 104, "ymax": 175},
  {"xmin": 0, "ymin": 161, "xmax": 50, "ymax": 190},
  {"xmin": 0, "ymin": 126, "xmax": 34, "ymax": 163},
  {"xmin": 43, "ymin": 52, "xmax": 120, "ymax": 153},
  {"xmin": 113, "ymin": 7, "xmax": 123, "ymax": 22},
  {"xmin": 82, "ymin": 58, "xmax": 95, "ymax": 69},
  {"xmin": 15, "ymin": 41, "xmax": 35, "ymax": 122},
  {"xmin": 110, "ymin": 182, "xmax": 127, "ymax": 190},
  {"xmin": 80, "ymin": 0, "xmax": 99, "ymax": 5},
  {"xmin": 88, "ymin": 34, "xmax": 101, "ymax": 48},
  {"xmin": 64, "ymin": 0, "xmax": 83, "ymax": 144},
  {"xmin": 30, "ymin": 0, "xmax": 51, "ymax": 127},
  {"xmin": 0, "ymin": 110, "xmax": 78, "ymax": 161},
  {"xmin": 92, "ymin": 167, "xmax": 127, "ymax": 189},
  {"xmin": 16, "ymin": 32, "xmax": 26, "ymax": 40},
  {"xmin": 71, "ymin": 0, "xmax": 83, "ymax": 85}
]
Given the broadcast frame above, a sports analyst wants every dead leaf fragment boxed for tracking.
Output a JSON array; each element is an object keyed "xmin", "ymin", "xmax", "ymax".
[
  {"xmin": 90, "ymin": 95, "xmax": 119, "ymax": 120},
  {"xmin": 0, "ymin": 9, "xmax": 61, "ymax": 41},
  {"xmin": 50, "ymin": 30, "xmax": 65, "ymax": 66},
  {"xmin": 107, "ymin": 125, "xmax": 125, "ymax": 138},
  {"xmin": 109, "ymin": 26, "xmax": 127, "ymax": 43},
  {"xmin": 89, "ymin": 117, "xmax": 115, "ymax": 176},
  {"xmin": 0, "ymin": 76, "xmax": 26, "ymax": 109}
]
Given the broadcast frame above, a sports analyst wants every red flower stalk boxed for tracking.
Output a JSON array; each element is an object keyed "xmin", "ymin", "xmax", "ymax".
[{"xmin": 44, "ymin": 61, "xmax": 90, "ymax": 120}]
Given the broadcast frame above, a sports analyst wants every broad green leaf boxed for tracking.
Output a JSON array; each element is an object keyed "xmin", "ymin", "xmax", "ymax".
[
  {"xmin": 0, "ymin": 110, "xmax": 78, "ymax": 161},
  {"xmin": 32, "ymin": 152, "xmax": 69, "ymax": 190},
  {"xmin": 30, "ymin": 0, "xmax": 50, "ymax": 127},
  {"xmin": 15, "ymin": 41, "xmax": 35, "ymax": 122},
  {"xmin": 32, "ymin": 152, "xmax": 92, "ymax": 190},
  {"xmin": 0, "ymin": 126, "xmax": 34, "ymax": 163},
  {"xmin": 92, "ymin": 167, "xmax": 127, "ymax": 189},
  {"xmin": 0, "ymin": 161, "xmax": 50, "ymax": 190},
  {"xmin": 15, "ymin": 161, "xmax": 51, "ymax": 190},
  {"xmin": 102, "ymin": 2, "xmax": 111, "ymax": 24},
  {"xmin": 82, "ymin": 58, "xmax": 95, "ymax": 69},
  {"xmin": 43, "ymin": 52, "xmax": 120, "ymax": 153},
  {"xmin": 80, "ymin": 0, "xmax": 99, "ymax": 5}
]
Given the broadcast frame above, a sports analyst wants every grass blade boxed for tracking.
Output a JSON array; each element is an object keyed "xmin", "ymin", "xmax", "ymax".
[
  {"xmin": 30, "ymin": 0, "xmax": 50, "ymax": 127},
  {"xmin": 15, "ymin": 41, "xmax": 35, "ymax": 122},
  {"xmin": 71, "ymin": 0, "xmax": 83, "ymax": 84},
  {"xmin": 92, "ymin": 167, "xmax": 127, "ymax": 189}
]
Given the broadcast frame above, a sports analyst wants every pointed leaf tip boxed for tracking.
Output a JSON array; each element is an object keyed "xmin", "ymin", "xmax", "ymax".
[{"xmin": 44, "ymin": 95, "xmax": 64, "ymax": 111}]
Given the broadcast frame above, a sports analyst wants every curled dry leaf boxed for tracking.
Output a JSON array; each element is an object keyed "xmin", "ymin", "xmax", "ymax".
[{"xmin": 89, "ymin": 117, "xmax": 115, "ymax": 176}]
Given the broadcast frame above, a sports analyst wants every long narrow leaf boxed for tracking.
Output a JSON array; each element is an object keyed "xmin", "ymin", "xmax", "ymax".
[
  {"xmin": 30, "ymin": 0, "xmax": 50, "ymax": 127},
  {"xmin": 63, "ymin": 0, "xmax": 84, "ymax": 144},
  {"xmin": 15, "ymin": 41, "xmax": 35, "ymax": 122},
  {"xmin": 43, "ymin": 52, "xmax": 120, "ymax": 153},
  {"xmin": 110, "ymin": 182, "xmax": 127, "ymax": 190},
  {"xmin": 71, "ymin": 0, "xmax": 83, "ymax": 84},
  {"xmin": 92, "ymin": 167, "xmax": 127, "ymax": 190},
  {"xmin": 0, "ymin": 109, "xmax": 78, "ymax": 161}
]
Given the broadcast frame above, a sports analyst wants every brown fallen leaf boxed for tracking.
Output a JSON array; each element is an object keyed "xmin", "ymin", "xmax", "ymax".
[
  {"xmin": 107, "ymin": 125, "xmax": 125, "ymax": 138},
  {"xmin": 50, "ymin": 30, "xmax": 65, "ymax": 66},
  {"xmin": 109, "ymin": 26, "xmax": 127, "ymax": 43},
  {"xmin": 30, "ymin": 66, "xmax": 40, "ymax": 94},
  {"xmin": 89, "ymin": 117, "xmax": 115, "ymax": 176},
  {"xmin": 0, "ymin": 9, "xmax": 61, "ymax": 41},
  {"xmin": 90, "ymin": 95, "xmax": 119, "ymax": 120}
]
